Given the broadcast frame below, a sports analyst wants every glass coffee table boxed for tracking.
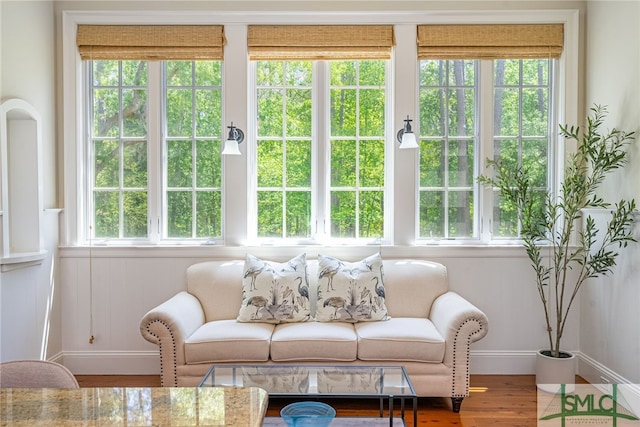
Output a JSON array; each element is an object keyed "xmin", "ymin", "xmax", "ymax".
[{"xmin": 199, "ymin": 365, "xmax": 417, "ymax": 426}]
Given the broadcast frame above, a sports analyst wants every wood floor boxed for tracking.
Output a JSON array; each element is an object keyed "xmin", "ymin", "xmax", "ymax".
[{"xmin": 75, "ymin": 374, "xmax": 553, "ymax": 426}]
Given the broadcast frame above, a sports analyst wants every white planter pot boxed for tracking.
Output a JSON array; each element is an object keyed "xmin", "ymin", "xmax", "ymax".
[{"xmin": 535, "ymin": 349, "xmax": 576, "ymax": 393}]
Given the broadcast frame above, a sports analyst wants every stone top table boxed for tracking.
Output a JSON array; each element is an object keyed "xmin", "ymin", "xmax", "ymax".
[{"xmin": 0, "ymin": 386, "xmax": 268, "ymax": 426}]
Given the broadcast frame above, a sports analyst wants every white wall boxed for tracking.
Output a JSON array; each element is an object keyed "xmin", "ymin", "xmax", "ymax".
[
  {"xmin": 1, "ymin": 1, "xmax": 57, "ymax": 209},
  {"xmin": 0, "ymin": 1, "xmax": 61, "ymax": 362},
  {"xmin": 57, "ymin": 245, "xmax": 580, "ymax": 374},
  {"xmin": 580, "ymin": 0, "xmax": 640, "ymax": 385},
  {"xmin": 1, "ymin": 211, "xmax": 62, "ymax": 361}
]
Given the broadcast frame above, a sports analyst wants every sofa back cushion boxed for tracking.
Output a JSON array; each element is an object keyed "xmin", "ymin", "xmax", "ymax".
[
  {"xmin": 378, "ymin": 259, "xmax": 448, "ymax": 318},
  {"xmin": 188, "ymin": 260, "xmax": 245, "ymax": 321},
  {"xmin": 187, "ymin": 258, "xmax": 449, "ymax": 321}
]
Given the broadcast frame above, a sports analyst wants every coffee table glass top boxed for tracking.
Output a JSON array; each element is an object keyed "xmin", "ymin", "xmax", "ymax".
[{"xmin": 199, "ymin": 365, "xmax": 416, "ymax": 398}]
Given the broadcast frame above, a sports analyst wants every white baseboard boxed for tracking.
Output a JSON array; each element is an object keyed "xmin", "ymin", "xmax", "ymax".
[
  {"xmin": 577, "ymin": 352, "xmax": 633, "ymax": 384},
  {"xmin": 62, "ymin": 351, "xmax": 160, "ymax": 375},
  {"xmin": 470, "ymin": 350, "xmax": 537, "ymax": 374}
]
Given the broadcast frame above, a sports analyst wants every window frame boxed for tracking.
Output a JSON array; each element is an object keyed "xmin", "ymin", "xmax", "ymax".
[
  {"xmin": 84, "ymin": 60, "xmax": 159, "ymax": 245},
  {"xmin": 414, "ymin": 58, "xmax": 558, "ymax": 245},
  {"xmin": 248, "ymin": 59, "xmax": 394, "ymax": 246},
  {"xmin": 83, "ymin": 59, "xmax": 225, "ymax": 245},
  {"xmin": 61, "ymin": 9, "xmax": 579, "ymax": 253}
]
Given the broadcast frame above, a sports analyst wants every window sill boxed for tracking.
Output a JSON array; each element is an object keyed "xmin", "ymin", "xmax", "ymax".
[
  {"xmin": 58, "ymin": 243, "xmax": 532, "ymax": 260},
  {"xmin": 1, "ymin": 250, "xmax": 48, "ymax": 272}
]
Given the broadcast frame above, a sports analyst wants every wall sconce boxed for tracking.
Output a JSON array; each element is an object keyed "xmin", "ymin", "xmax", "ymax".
[
  {"xmin": 397, "ymin": 115, "xmax": 418, "ymax": 149},
  {"xmin": 222, "ymin": 122, "xmax": 245, "ymax": 155}
]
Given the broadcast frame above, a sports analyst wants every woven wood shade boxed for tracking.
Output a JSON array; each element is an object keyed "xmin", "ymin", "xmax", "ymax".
[
  {"xmin": 248, "ymin": 25, "xmax": 395, "ymax": 60},
  {"xmin": 77, "ymin": 25, "xmax": 225, "ymax": 60},
  {"xmin": 417, "ymin": 24, "xmax": 564, "ymax": 60}
]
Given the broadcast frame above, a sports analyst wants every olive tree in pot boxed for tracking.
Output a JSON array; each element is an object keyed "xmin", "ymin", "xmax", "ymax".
[{"xmin": 478, "ymin": 105, "xmax": 637, "ymax": 386}]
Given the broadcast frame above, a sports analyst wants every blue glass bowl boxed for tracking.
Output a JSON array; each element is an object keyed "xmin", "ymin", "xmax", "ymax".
[{"xmin": 280, "ymin": 401, "xmax": 336, "ymax": 427}]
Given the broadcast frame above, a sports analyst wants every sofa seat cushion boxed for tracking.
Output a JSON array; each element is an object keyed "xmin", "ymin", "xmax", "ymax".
[
  {"xmin": 354, "ymin": 318, "xmax": 445, "ymax": 363},
  {"xmin": 271, "ymin": 322, "xmax": 357, "ymax": 362},
  {"xmin": 184, "ymin": 320, "xmax": 274, "ymax": 364}
]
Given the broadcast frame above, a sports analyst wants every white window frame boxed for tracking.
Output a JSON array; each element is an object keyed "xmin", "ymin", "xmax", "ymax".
[
  {"xmin": 83, "ymin": 59, "xmax": 225, "ymax": 245},
  {"xmin": 248, "ymin": 60, "xmax": 393, "ymax": 246},
  {"xmin": 61, "ymin": 9, "xmax": 579, "ymax": 255},
  {"xmin": 414, "ymin": 58, "xmax": 558, "ymax": 245}
]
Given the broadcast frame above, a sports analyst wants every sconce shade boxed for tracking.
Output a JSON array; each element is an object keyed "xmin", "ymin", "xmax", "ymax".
[
  {"xmin": 222, "ymin": 122, "xmax": 245, "ymax": 156},
  {"xmin": 400, "ymin": 131, "xmax": 418, "ymax": 149},
  {"xmin": 397, "ymin": 115, "xmax": 419, "ymax": 149},
  {"xmin": 222, "ymin": 139, "xmax": 241, "ymax": 155}
]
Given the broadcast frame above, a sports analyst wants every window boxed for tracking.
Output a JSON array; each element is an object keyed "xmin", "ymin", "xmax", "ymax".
[
  {"xmin": 78, "ymin": 24, "xmax": 226, "ymax": 243},
  {"xmin": 89, "ymin": 60, "xmax": 149, "ymax": 239},
  {"xmin": 329, "ymin": 60, "xmax": 387, "ymax": 240},
  {"xmin": 417, "ymin": 58, "xmax": 554, "ymax": 241},
  {"xmin": 254, "ymin": 61, "xmax": 313, "ymax": 239},
  {"xmin": 87, "ymin": 59, "xmax": 224, "ymax": 242},
  {"xmin": 492, "ymin": 59, "xmax": 553, "ymax": 238},
  {"xmin": 252, "ymin": 59, "xmax": 390, "ymax": 242},
  {"xmin": 164, "ymin": 61, "xmax": 223, "ymax": 239},
  {"xmin": 416, "ymin": 24, "xmax": 562, "ymax": 242},
  {"xmin": 248, "ymin": 25, "xmax": 394, "ymax": 243},
  {"xmin": 418, "ymin": 60, "xmax": 477, "ymax": 239}
]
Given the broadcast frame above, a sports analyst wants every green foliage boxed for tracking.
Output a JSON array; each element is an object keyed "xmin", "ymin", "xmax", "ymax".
[{"xmin": 478, "ymin": 105, "xmax": 637, "ymax": 357}]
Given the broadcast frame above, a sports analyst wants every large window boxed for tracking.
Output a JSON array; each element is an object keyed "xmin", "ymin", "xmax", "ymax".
[
  {"xmin": 418, "ymin": 58, "xmax": 554, "ymax": 241},
  {"xmin": 164, "ymin": 61, "xmax": 223, "ymax": 240},
  {"xmin": 418, "ymin": 60, "xmax": 477, "ymax": 240},
  {"xmin": 88, "ymin": 60, "xmax": 224, "ymax": 242},
  {"xmin": 253, "ymin": 59, "xmax": 390, "ymax": 242},
  {"xmin": 329, "ymin": 60, "xmax": 387, "ymax": 240},
  {"xmin": 254, "ymin": 61, "xmax": 313, "ymax": 239},
  {"xmin": 492, "ymin": 59, "xmax": 552, "ymax": 239},
  {"xmin": 90, "ymin": 60, "xmax": 149, "ymax": 239}
]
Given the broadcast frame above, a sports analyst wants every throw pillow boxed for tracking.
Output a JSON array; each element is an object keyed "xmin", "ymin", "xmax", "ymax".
[
  {"xmin": 315, "ymin": 253, "xmax": 389, "ymax": 322},
  {"xmin": 237, "ymin": 253, "xmax": 311, "ymax": 323}
]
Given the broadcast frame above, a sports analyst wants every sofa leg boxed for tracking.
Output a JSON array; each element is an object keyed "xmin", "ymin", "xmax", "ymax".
[{"xmin": 451, "ymin": 397, "xmax": 464, "ymax": 413}]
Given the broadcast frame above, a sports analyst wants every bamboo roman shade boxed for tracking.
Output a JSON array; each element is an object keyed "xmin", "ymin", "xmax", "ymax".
[
  {"xmin": 417, "ymin": 24, "xmax": 564, "ymax": 60},
  {"xmin": 247, "ymin": 25, "xmax": 395, "ymax": 60},
  {"xmin": 76, "ymin": 25, "xmax": 225, "ymax": 60}
]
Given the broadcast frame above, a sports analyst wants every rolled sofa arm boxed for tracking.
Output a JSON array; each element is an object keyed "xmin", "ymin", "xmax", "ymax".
[
  {"xmin": 430, "ymin": 291, "xmax": 489, "ymax": 399},
  {"xmin": 140, "ymin": 291, "xmax": 205, "ymax": 387}
]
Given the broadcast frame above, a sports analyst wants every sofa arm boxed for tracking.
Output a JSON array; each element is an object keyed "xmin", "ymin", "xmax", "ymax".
[
  {"xmin": 140, "ymin": 291, "xmax": 205, "ymax": 387},
  {"xmin": 430, "ymin": 291, "xmax": 488, "ymax": 398}
]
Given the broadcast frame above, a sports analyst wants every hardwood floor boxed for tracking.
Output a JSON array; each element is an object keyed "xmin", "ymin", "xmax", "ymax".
[{"xmin": 75, "ymin": 374, "xmax": 552, "ymax": 426}]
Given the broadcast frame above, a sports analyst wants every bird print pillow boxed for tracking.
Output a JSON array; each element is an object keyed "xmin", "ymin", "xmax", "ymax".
[
  {"xmin": 237, "ymin": 253, "xmax": 311, "ymax": 323},
  {"xmin": 315, "ymin": 253, "xmax": 390, "ymax": 323}
]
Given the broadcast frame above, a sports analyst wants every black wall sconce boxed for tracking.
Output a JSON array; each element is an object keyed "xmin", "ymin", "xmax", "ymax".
[
  {"xmin": 222, "ymin": 122, "xmax": 245, "ymax": 155},
  {"xmin": 397, "ymin": 115, "xmax": 418, "ymax": 149}
]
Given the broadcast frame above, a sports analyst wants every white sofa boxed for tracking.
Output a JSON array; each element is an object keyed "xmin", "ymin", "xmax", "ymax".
[{"xmin": 140, "ymin": 258, "xmax": 488, "ymax": 412}]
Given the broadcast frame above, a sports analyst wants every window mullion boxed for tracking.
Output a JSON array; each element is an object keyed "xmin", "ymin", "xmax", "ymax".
[
  {"xmin": 314, "ymin": 61, "xmax": 327, "ymax": 241},
  {"xmin": 118, "ymin": 62, "xmax": 128, "ymax": 239},
  {"xmin": 478, "ymin": 60, "xmax": 494, "ymax": 243},
  {"xmin": 282, "ymin": 63, "xmax": 288, "ymax": 239},
  {"xmin": 147, "ymin": 62, "xmax": 162, "ymax": 244},
  {"xmin": 191, "ymin": 63, "xmax": 198, "ymax": 239}
]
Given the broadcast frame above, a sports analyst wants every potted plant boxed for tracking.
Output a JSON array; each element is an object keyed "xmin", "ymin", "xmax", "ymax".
[{"xmin": 478, "ymin": 105, "xmax": 637, "ymax": 385}]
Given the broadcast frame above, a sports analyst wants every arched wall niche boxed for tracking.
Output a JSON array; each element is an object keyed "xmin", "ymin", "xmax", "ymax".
[{"xmin": 0, "ymin": 98, "xmax": 47, "ymax": 272}]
